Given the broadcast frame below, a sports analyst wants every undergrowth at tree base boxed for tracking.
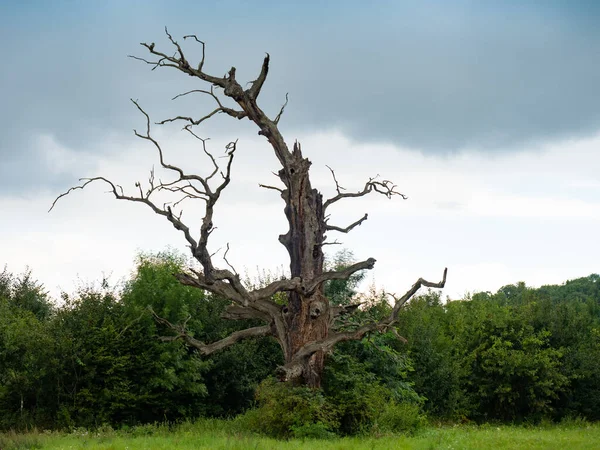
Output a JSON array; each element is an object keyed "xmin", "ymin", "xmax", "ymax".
[{"xmin": 234, "ymin": 377, "xmax": 425, "ymax": 439}]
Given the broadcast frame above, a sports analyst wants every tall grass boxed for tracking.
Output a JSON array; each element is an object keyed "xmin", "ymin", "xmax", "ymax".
[{"xmin": 1, "ymin": 419, "xmax": 598, "ymax": 450}]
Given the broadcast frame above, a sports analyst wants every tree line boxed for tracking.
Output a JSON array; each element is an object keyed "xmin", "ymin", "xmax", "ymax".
[{"xmin": 1, "ymin": 250, "xmax": 599, "ymax": 435}]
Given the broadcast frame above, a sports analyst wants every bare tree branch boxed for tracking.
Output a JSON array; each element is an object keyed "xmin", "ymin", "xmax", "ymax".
[
  {"xmin": 326, "ymin": 213, "xmax": 368, "ymax": 234},
  {"xmin": 133, "ymin": 29, "xmax": 228, "ymax": 88},
  {"xmin": 259, "ymin": 183, "xmax": 284, "ymax": 193},
  {"xmin": 326, "ymin": 165, "xmax": 345, "ymax": 195},
  {"xmin": 222, "ymin": 304, "xmax": 271, "ymax": 322},
  {"xmin": 182, "ymin": 34, "xmax": 206, "ymax": 71},
  {"xmin": 248, "ymin": 277, "xmax": 303, "ymax": 302},
  {"xmin": 320, "ymin": 240, "xmax": 342, "ymax": 247},
  {"xmin": 324, "ymin": 174, "xmax": 407, "ymax": 210},
  {"xmin": 49, "ymin": 100, "xmax": 257, "ymax": 306},
  {"xmin": 171, "ymin": 88, "xmax": 214, "ymax": 101},
  {"xmin": 128, "ymin": 54, "xmax": 176, "ymax": 71},
  {"xmin": 329, "ymin": 303, "xmax": 362, "ymax": 323},
  {"xmin": 223, "ymin": 243, "xmax": 238, "ymax": 275},
  {"xmin": 150, "ymin": 307, "xmax": 272, "ymax": 355},
  {"xmin": 49, "ymin": 176, "xmax": 200, "ymax": 252},
  {"xmin": 158, "ymin": 108, "xmax": 247, "ymax": 127},
  {"xmin": 48, "ymin": 178, "xmax": 99, "ymax": 213},
  {"xmin": 304, "ymin": 258, "xmax": 376, "ymax": 295},
  {"xmin": 274, "ymin": 93, "xmax": 289, "ymax": 125},
  {"xmin": 247, "ymin": 54, "xmax": 270, "ymax": 100},
  {"xmin": 388, "ymin": 267, "xmax": 448, "ymax": 319},
  {"xmin": 132, "ymin": 30, "xmax": 294, "ymax": 168},
  {"xmin": 182, "ymin": 128, "xmax": 220, "ymax": 182},
  {"xmin": 169, "ymin": 87, "xmax": 248, "ymax": 124},
  {"xmin": 175, "ymin": 272, "xmax": 248, "ymax": 306}
]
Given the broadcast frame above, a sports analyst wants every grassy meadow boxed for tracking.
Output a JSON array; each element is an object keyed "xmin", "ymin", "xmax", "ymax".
[{"xmin": 2, "ymin": 419, "xmax": 598, "ymax": 450}]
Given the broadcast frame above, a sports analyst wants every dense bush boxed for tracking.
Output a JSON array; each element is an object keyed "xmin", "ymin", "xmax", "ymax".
[
  {"xmin": 238, "ymin": 376, "xmax": 425, "ymax": 438},
  {"xmin": 0, "ymin": 252, "xmax": 281, "ymax": 430},
  {"xmin": 323, "ymin": 338, "xmax": 424, "ymax": 435},
  {"xmin": 237, "ymin": 378, "xmax": 339, "ymax": 439},
  {"xmin": 52, "ymin": 286, "xmax": 210, "ymax": 428},
  {"xmin": 376, "ymin": 401, "xmax": 425, "ymax": 434},
  {"xmin": 121, "ymin": 251, "xmax": 283, "ymax": 418},
  {"xmin": 398, "ymin": 277, "xmax": 600, "ymax": 423}
]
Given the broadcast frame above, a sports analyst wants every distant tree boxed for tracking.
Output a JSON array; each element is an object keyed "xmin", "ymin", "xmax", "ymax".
[
  {"xmin": 396, "ymin": 292, "xmax": 467, "ymax": 419},
  {"xmin": 50, "ymin": 29, "xmax": 446, "ymax": 387},
  {"xmin": 0, "ymin": 292, "xmax": 55, "ymax": 429},
  {"xmin": 0, "ymin": 266, "xmax": 52, "ymax": 320},
  {"xmin": 51, "ymin": 268, "xmax": 211, "ymax": 428},
  {"xmin": 445, "ymin": 289, "xmax": 570, "ymax": 421}
]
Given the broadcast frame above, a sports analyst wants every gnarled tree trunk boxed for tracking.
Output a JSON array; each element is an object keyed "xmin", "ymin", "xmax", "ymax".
[{"xmin": 277, "ymin": 142, "xmax": 328, "ymax": 386}]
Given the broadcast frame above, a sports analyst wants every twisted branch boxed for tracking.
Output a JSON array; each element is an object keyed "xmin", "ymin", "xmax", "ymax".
[
  {"xmin": 324, "ymin": 170, "xmax": 407, "ymax": 210},
  {"xmin": 326, "ymin": 213, "xmax": 369, "ymax": 234},
  {"xmin": 150, "ymin": 308, "xmax": 272, "ymax": 356}
]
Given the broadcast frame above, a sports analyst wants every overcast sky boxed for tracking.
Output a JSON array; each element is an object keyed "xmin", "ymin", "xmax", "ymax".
[{"xmin": 1, "ymin": 0, "xmax": 599, "ymax": 300}]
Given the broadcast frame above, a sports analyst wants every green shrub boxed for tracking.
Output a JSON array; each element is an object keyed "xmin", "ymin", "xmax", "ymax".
[
  {"xmin": 240, "ymin": 375, "xmax": 427, "ymax": 438},
  {"xmin": 323, "ymin": 349, "xmax": 424, "ymax": 435},
  {"xmin": 376, "ymin": 401, "xmax": 426, "ymax": 435},
  {"xmin": 329, "ymin": 380, "xmax": 388, "ymax": 435},
  {"xmin": 236, "ymin": 378, "xmax": 338, "ymax": 438},
  {"xmin": 290, "ymin": 422, "xmax": 337, "ymax": 439}
]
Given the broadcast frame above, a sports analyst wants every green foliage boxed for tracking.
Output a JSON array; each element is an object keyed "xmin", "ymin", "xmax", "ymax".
[
  {"xmin": 0, "ymin": 252, "xmax": 275, "ymax": 430},
  {"xmin": 2, "ymin": 251, "xmax": 600, "ymax": 432},
  {"xmin": 116, "ymin": 250, "xmax": 283, "ymax": 421},
  {"xmin": 397, "ymin": 276, "xmax": 600, "ymax": 423},
  {"xmin": 120, "ymin": 250, "xmax": 284, "ymax": 418},
  {"xmin": 238, "ymin": 375, "xmax": 426, "ymax": 438},
  {"xmin": 324, "ymin": 355, "xmax": 388, "ymax": 435},
  {"xmin": 201, "ymin": 337, "xmax": 283, "ymax": 417},
  {"xmin": 237, "ymin": 378, "xmax": 339, "ymax": 439},
  {"xmin": 324, "ymin": 335, "xmax": 424, "ymax": 435},
  {"xmin": 289, "ymin": 422, "xmax": 338, "ymax": 440},
  {"xmin": 51, "ymin": 284, "xmax": 210, "ymax": 429},
  {"xmin": 376, "ymin": 401, "xmax": 425, "ymax": 434},
  {"xmin": 461, "ymin": 319, "xmax": 568, "ymax": 421},
  {"xmin": 0, "ymin": 272, "xmax": 57, "ymax": 429},
  {"xmin": 0, "ymin": 267, "xmax": 52, "ymax": 320},
  {"xmin": 566, "ymin": 327, "xmax": 600, "ymax": 420},
  {"xmin": 234, "ymin": 249, "xmax": 427, "ymax": 438},
  {"xmin": 240, "ymin": 334, "xmax": 428, "ymax": 439},
  {"xmin": 324, "ymin": 249, "xmax": 365, "ymax": 306},
  {"xmin": 395, "ymin": 292, "xmax": 468, "ymax": 419}
]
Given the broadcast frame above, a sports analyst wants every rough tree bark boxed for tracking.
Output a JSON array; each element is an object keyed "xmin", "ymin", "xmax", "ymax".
[{"xmin": 50, "ymin": 29, "xmax": 446, "ymax": 388}]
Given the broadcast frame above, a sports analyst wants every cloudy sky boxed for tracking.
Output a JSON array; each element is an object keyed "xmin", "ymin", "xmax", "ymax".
[{"xmin": 1, "ymin": 0, "xmax": 599, "ymax": 300}]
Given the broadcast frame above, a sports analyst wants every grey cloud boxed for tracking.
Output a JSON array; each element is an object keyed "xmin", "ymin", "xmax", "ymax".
[
  {"xmin": 1, "ymin": 1, "xmax": 599, "ymax": 192},
  {"xmin": 273, "ymin": 18, "xmax": 600, "ymax": 151}
]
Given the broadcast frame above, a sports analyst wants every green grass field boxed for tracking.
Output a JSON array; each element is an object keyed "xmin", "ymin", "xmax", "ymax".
[{"xmin": 2, "ymin": 420, "xmax": 598, "ymax": 450}]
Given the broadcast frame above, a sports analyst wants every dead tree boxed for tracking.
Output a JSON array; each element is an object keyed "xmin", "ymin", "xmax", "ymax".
[{"xmin": 50, "ymin": 29, "xmax": 446, "ymax": 387}]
